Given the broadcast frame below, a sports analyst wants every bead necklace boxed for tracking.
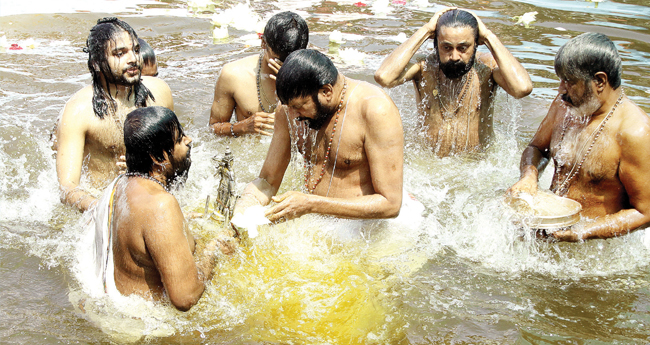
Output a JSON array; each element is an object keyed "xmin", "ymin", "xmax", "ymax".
[
  {"xmin": 304, "ymin": 78, "xmax": 348, "ymax": 194},
  {"xmin": 125, "ymin": 171, "xmax": 167, "ymax": 191},
  {"xmin": 553, "ymin": 90, "xmax": 624, "ymax": 196},
  {"xmin": 256, "ymin": 53, "xmax": 277, "ymax": 113},
  {"xmin": 434, "ymin": 68, "xmax": 474, "ymax": 119}
]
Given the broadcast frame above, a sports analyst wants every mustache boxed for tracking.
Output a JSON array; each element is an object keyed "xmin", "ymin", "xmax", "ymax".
[
  {"xmin": 122, "ymin": 62, "xmax": 141, "ymax": 73},
  {"xmin": 561, "ymin": 94, "xmax": 573, "ymax": 105}
]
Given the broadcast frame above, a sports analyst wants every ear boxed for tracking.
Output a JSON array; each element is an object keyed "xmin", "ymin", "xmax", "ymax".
[
  {"xmin": 261, "ymin": 36, "xmax": 267, "ymax": 49},
  {"xmin": 319, "ymin": 84, "xmax": 334, "ymax": 101},
  {"xmin": 593, "ymin": 72, "xmax": 608, "ymax": 93}
]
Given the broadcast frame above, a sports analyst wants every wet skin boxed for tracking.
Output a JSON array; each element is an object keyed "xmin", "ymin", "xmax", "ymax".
[
  {"xmin": 54, "ymin": 29, "xmax": 174, "ymax": 212},
  {"xmin": 112, "ymin": 134, "xmax": 233, "ymax": 311},
  {"xmin": 508, "ymin": 75, "xmax": 650, "ymax": 241},
  {"xmin": 374, "ymin": 8, "xmax": 532, "ymax": 156},
  {"xmin": 209, "ymin": 39, "xmax": 281, "ymax": 137},
  {"xmin": 234, "ymin": 75, "xmax": 404, "ymax": 222}
]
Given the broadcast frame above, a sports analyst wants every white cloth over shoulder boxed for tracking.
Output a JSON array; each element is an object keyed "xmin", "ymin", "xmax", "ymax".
[{"xmin": 75, "ymin": 176, "xmax": 122, "ymax": 299}]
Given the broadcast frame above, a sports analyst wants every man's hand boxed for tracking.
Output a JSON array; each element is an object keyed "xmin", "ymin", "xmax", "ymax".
[
  {"xmin": 506, "ymin": 174, "xmax": 538, "ymax": 197},
  {"xmin": 466, "ymin": 10, "xmax": 492, "ymax": 45},
  {"xmin": 268, "ymin": 58, "xmax": 283, "ymax": 81},
  {"xmin": 550, "ymin": 229, "xmax": 582, "ymax": 242},
  {"xmin": 241, "ymin": 112, "xmax": 275, "ymax": 136},
  {"xmin": 265, "ymin": 191, "xmax": 312, "ymax": 222},
  {"xmin": 424, "ymin": 7, "xmax": 456, "ymax": 35}
]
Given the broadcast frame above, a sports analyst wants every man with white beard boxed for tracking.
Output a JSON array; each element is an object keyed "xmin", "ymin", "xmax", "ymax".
[{"xmin": 508, "ymin": 32, "xmax": 650, "ymax": 241}]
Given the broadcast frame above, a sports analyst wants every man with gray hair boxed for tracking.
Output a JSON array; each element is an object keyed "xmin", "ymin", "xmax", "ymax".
[{"xmin": 508, "ymin": 32, "xmax": 650, "ymax": 241}]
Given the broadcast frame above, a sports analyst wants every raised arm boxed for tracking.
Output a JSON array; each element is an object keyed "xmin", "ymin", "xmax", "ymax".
[
  {"xmin": 265, "ymin": 91, "xmax": 404, "ymax": 221},
  {"xmin": 470, "ymin": 12, "xmax": 532, "ymax": 98},
  {"xmin": 374, "ymin": 9, "xmax": 453, "ymax": 88},
  {"xmin": 55, "ymin": 99, "xmax": 97, "ymax": 212},
  {"xmin": 144, "ymin": 194, "xmax": 217, "ymax": 311}
]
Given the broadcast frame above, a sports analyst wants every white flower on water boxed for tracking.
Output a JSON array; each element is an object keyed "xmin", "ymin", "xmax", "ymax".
[
  {"xmin": 210, "ymin": 3, "xmax": 261, "ymax": 32},
  {"xmin": 371, "ymin": 0, "xmax": 392, "ymax": 17},
  {"xmin": 213, "ymin": 25, "xmax": 229, "ymax": 40},
  {"xmin": 339, "ymin": 48, "xmax": 365, "ymax": 65},
  {"xmin": 513, "ymin": 11, "xmax": 537, "ymax": 28},
  {"xmin": 394, "ymin": 32, "xmax": 407, "ymax": 43},
  {"xmin": 329, "ymin": 30, "xmax": 345, "ymax": 44},
  {"xmin": 0, "ymin": 35, "xmax": 9, "ymax": 48},
  {"xmin": 23, "ymin": 38, "xmax": 38, "ymax": 49}
]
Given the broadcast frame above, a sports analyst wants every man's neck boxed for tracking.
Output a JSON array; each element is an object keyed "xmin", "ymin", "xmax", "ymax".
[
  {"xmin": 592, "ymin": 87, "xmax": 622, "ymax": 118},
  {"xmin": 100, "ymin": 76, "xmax": 136, "ymax": 104}
]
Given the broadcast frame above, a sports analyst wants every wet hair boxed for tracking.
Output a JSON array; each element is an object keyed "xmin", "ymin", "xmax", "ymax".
[
  {"xmin": 276, "ymin": 49, "xmax": 338, "ymax": 104},
  {"xmin": 85, "ymin": 17, "xmax": 154, "ymax": 119},
  {"xmin": 124, "ymin": 106, "xmax": 185, "ymax": 175},
  {"xmin": 434, "ymin": 9, "xmax": 479, "ymax": 48},
  {"xmin": 138, "ymin": 38, "xmax": 156, "ymax": 69},
  {"xmin": 554, "ymin": 32, "xmax": 622, "ymax": 89},
  {"xmin": 263, "ymin": 11, "xmax": 309, "ymax": 62}
]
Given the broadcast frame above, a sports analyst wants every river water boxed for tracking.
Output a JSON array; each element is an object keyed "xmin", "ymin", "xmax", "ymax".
[{"xmin": 1, "ymin": 0, "xmax": 650, "ymax": 343}]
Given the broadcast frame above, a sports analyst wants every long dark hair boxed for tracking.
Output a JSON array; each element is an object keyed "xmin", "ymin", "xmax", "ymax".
[
  {"xmin": 124, "ymin": 106, "xmax": 184, "ymax": 175},
  {"xmin": 85, "ymin": 17, "xmax": 154, "ymax": 119}
]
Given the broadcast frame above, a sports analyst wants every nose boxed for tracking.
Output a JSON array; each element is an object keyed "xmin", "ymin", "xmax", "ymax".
[
  {"xmin": 184, "ymin": 135, "xmax": 192, "ymax": 145},
  {"xmin": 450, "ymin": 49, "xmax": 461, "ymax": 62},
  {"xmin": 558, "ymin": 80, "xmax": 567, "ymax": 94}
]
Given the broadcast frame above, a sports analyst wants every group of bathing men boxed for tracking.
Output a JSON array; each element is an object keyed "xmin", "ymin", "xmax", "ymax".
[{"xmin": 52, "ymin": 10, "xmax": 650, "ymax": 311}]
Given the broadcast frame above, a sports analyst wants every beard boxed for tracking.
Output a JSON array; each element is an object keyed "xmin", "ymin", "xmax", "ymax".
[
  {"xmin": 109, "ymin": 62, "xmax": 142, "ymax": 86},
  {"xmin": 561, "ymin": 84, "xmax": 601, "ymax": 119},
  {"xmin": 165, "ymin": 147, "xmax": 192, "ymax": 188},
  {"xmin": 299, "ymin": 94, "xmax": 338, "ymax": 130},
  {"xmin": 438, "ymin": 48, "xmax": 476, "ymax": 80}
]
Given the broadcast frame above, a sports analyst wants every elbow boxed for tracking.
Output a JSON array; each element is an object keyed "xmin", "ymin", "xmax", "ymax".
[
  {"xmin": 170, "ymin": 291, "xmax": 202, "ymax": 312},
  {"xmin": 383, "ymin": 196, "xmax": 403, "ymax": 219},
  {"xmin": 374, "ymin": 70, "xmax": 391, "ymax": 88},
  {"xmin": 511, "ymin": 81, "xmax": 533, "ymax": 99}
]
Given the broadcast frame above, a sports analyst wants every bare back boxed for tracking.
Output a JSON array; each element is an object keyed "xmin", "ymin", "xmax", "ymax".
[{"xmin": 111, "ymin": 178, "xmax": 196, "ymax": 299}]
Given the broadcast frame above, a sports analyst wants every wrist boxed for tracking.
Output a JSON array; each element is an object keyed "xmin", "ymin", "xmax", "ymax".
[{"xmin": 230, "ymin": 122, "xmax": 238, "ymax": 137}]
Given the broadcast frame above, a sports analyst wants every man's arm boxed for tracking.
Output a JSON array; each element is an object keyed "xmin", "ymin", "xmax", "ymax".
[
  {"xmin": 554, "ymin": 108, "xmax": 650, "ymax": 241},
  {"xmin": 265, "ymin": 93, "xmax": 404, "ymax": 221},
  {"xmin": 144, "ymin": 194, "xmax": 217, "ymax": 311},
  {"xmin": 470, "ymin": 12, "xmax": 532, "ymax": 99},
  {"xmin": 232, "ymin": 104, "xmax": 292, "ymax": 215},
  {"xmin": 374, "ymin": 9, "xmax": 454, "ymax": 88},
  {"xmin": 507, "ymin": 97, "xmax": 560, "ymax": 196},
  {"xmin": 55, "ymin": 98, "xmax": 97, "ymax": 212},
  {"xmin": 209, "ymin": 64, "xmax": 275, "ymax": 136}
]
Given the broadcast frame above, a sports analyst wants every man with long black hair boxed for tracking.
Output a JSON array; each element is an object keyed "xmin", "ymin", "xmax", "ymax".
[
  {"xmin": 54, "ymin": 17, "xmax": 173, "ymax": 212},
  {"xmin": 209, "ymin": 11, "xmax": 308, "ymax": 137},
  {"xmin": 88, "ymin": 106, "xmax": 231, "ymax": 311},
  {"xmin": 375, "ymin": 8, "xmax": 532, "ymax": 157}
]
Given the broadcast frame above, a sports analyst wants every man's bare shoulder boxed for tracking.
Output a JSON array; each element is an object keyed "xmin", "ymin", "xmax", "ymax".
[
  {"xmin": 355, "ymin": 81, "xmax": 399, "ymax": 120},
  {"xmin": 221, "ymin": 55, "xmax": 258, "ymax": 77},
  {"xmin": 129, "ymin": 187, "xmax": 182, "ymax": 221},
  {"xmin": 142, "ymin": 76, "xmax": 173, "ymax": 107},
  {"xmin": 618, "ymin": 100, "xmax": 650, "ymax": 146},
  {"xmin": 60, "ymin": 85, "xmax": 95, "ymax": 123}
]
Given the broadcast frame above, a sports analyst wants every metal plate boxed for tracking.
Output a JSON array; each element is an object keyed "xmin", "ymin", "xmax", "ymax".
[{"xmin": 505, "ymin": 190, "xmax": 582, "ymax": 230}]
